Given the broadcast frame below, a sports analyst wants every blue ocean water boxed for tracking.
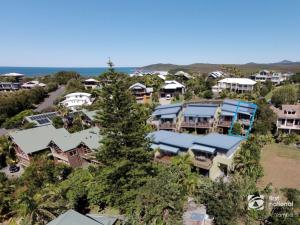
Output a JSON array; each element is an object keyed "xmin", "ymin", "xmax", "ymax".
[{"xmin": 0, "ymin": 67, "xmax": 136, "ymax": 77}]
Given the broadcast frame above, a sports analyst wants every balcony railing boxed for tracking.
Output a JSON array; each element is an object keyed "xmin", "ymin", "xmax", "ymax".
[
  {"xmin": 154, "ymin": 155, "xmax": 172, "ymax": 164},
  {"xmin": 159, "ymin": 123, "xmax": 176, "ymax": 130},
  {"xmin": 192, "ymin": 157, "xmax": 213, "ymax": 170},
  {"xmin": 218, "ymin": 120, "xmax": 232, "ymax": 127},
  {"xmin": 180, "ymin": 121, "xmax": 212, "ymax": 128}
]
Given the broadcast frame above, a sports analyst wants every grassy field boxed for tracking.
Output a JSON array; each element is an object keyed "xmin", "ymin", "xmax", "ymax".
[{"xmin": 258, "ymin": 143, "xmax": 300, "ymax": 189}]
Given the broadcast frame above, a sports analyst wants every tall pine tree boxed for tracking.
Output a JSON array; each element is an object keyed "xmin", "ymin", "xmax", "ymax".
[{"xmin": 93, "ymin": 61, "xmax": 154, "ymax": 208}]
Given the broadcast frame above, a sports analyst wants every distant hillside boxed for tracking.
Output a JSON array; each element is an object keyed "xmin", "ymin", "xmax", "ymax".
[{"xmin": 140, "ymin": 60, "xmax": 300, "ymax": 74}]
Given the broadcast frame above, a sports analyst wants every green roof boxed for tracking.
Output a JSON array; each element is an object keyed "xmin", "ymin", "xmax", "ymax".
[
  {"xmin": 10, "ymin": 125, "xmax": 101, "ymax": 154},
  {"xmin": 47, "ymin": 210, "xmax": 117, "ymax": 225},
  {"xmin": 51, "ymin": 127, "xmax": 100, "ymax": 152}
]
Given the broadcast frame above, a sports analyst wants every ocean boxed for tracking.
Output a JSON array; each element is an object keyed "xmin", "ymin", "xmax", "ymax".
[{"xmin": 0, "ymin": 67, "xmax": 136, "ymax": 77}]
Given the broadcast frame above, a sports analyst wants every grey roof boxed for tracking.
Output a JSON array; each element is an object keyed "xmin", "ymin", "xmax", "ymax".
[
  {"xmin": 47, "ymin": 210, "xmax": 117, "ymax": 225},
  {"xmin": 183, "ymin": 104, "xmax": 217, "ymax": 118},
  {"xmin": 10, "ymin": 125, "xmax": 101, "ymax": 154},
  {"xmin": 148, "ymin": 131, "xmax": 244, "ymax": 155}
]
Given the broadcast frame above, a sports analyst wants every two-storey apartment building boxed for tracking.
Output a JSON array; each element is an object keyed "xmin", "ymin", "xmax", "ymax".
[
  {"xmin": 61, "ymin": 92, "xmax": 94, "ymax": 110},
  {"xmin": 150, "ymin": 103, "xmax": 183, "ymax": 131},
  {"xmin": 180, "ymin": 104, "xmax": 218, "ymax": 134},
  {"xmin": 271, "ymin": 104, "xmax": 300, "ymax": 134},
  {"xmin": 218, "ymin": 99, "xmax": 257, "ymax": 135},
  {"xmin": 9, "ymin": 125, "xmax": 100, "ymax": 167},
  {"xmin": 129, "ymin": 82, "xmax": 153, "ymax": 103},
  {"xmin": 149, "ymin": 130, "xmax": 244, "ymax": 180},
  {"xmin": 216, "ymin": 78, "xmax": 256, "ymax": 93}
]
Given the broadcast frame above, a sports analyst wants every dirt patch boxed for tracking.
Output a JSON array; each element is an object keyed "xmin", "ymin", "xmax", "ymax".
[{"xmin": 258, "ymin": 144, "xmax": 300, "ymax": 189}]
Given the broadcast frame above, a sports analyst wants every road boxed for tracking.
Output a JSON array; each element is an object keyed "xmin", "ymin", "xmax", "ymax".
[
  {"xmin": 35, "ymin": 85, "xmax": 65, "ymax": 112},
  {"xmin": 0, "ymin": 128, "xmax": 8, "ymax": 136}
]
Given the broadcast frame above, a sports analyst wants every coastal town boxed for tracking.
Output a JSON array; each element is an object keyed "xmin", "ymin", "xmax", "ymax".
[
  {"xmin": 0, "ymin": 63, "xmax": 300, "ymax": 225},
  {"xmin": 1, "ymin": 1, "xmax": 300, "ymax": 225}
]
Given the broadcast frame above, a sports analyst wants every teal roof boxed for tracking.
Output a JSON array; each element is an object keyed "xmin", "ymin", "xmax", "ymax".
[{"xmin": 47, "ymin": 210, "xmax": 117, "ymax": 225}]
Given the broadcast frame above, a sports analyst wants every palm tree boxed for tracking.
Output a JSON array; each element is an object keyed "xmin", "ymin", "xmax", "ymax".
[
  {"xmin": 56, "ymin": 105, "xmax": 70, "ymax": 128},
  {"xmin": 18, "ymin": 186, "xmax": 69, "ymax": 225},
  {"xmin": 0, "ymin": 136, "xmax": 16, "ymax": 168}
]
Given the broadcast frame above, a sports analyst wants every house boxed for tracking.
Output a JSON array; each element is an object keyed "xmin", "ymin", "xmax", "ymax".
[
  {"xmin": 150, "ymin": 103, "xmax": 183, "ymax": 131},
  {"xmin": 217, "ymin": 99, "xmax": 257, "ymax": 136},
  {"xmin": 83, "ymin": 78, "xmax": 101, "ymax": 90},
  {"xmin": 148, "ymin": 130, "xmax": 244, "ymax": 180},
  {"xmin": 9, "ymin": 125, "xmax": 100, "ymax": 167},
  {"xmin": 47, "ymin": 209, "xmax": 121, "ymax": 225},
  {"xmin": 270, "ymin": 104, "xmax": 300, "ymax": 134},
  {"xmin": 251, "ymin": 70, "xmax": 286, "ymax": 85},
  {"xmin": 180, "ymin": 104, "xmax": 218, "ymax": 134},
  {"xmin": 0, "ymin": 72, "xmax": 24, "ymax": 82},
  {"xmin": 208, "ymin": 71, "xmax": 225, "ymax": 79},
  {"xmin": 216, "ymin": 78, "xmax": 256, "ymax": 93},
  {"xmin": 160, "ymin": 80, "xmax": 185, "ymax": 97},
  {"xmin": 129, "ymin": 82, "xmax": 153, "ymax": 102},
  {"xmin": 61, "ymin": 92, "xmax": 94, "ymax": 110},
  {"xmin": 175, "ymin": 71, "xmax": 193, "ymax": 80},
  {"xmin": 0, "ymin": 82, "xmax": 20, "ymax": 91},
  {"xmin": 21, "ymin": 80, "xmax": 46, "ymax": 89}
]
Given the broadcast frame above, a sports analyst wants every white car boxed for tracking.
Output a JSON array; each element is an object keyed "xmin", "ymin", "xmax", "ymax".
[{"xmin": 165, "ymin": 94, "xmax": 171, "ymax": 100}]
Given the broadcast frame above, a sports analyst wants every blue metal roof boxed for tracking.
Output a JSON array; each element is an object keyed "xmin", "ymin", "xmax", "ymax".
[
  {"xmin": 148, "ymin": 131, "xmax": 244, "ymax": 153},
  {"xmin": 152, "ymin": 106, "xmax": 181, "ymax": 116},
  {"xmin": 223, "ymin": 99, "xmax": 256, "ymax": 109},
  {"xmin": 194, "ymin": 133, "xmax": 244, "ymax": 151},
  {"xmin": 155, "ymin": 103, "xmax": 182, "ymax": 109},
  {"xmin": 183, "ymin": 104, "xmax": 217, "ymax": 117},
  {"xmin": 221, "ymin": 102, "xmax": 255, "ymax": 115}
]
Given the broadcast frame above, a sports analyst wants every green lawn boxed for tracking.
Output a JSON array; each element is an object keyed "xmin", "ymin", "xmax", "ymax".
[{"xmin": 259, "ymin": 143, "xmax": 300, "ymax": 189}]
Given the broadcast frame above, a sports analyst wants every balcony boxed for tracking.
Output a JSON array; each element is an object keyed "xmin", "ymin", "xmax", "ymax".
[
  {"xmin": 154, "ymin": 155, "xmax": 172, "ymax": 164},
  {"xmin": 192, "ymin": 157, "xmax": 213, "ymax": 170},
  {"xmin": 181, "ymin": 121, "xmax": 212, "ymax": 128},
  {"xmin": 159, "ymin": 122, "xmax": 177, "ymax": 130},
  {"xmin": 218, "ymin": 120, "xmax": 232, "ymax": 127}
]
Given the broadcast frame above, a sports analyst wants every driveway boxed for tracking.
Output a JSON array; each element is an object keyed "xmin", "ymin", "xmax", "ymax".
[
  {"xmin": 1, "ymin": 163, "xmax": 24, "ymax": 179},
  {"xmin": 159, "ymin": 97, "xmax": 172, "ymax": 105},
  {"xmin": 35, "ymin": 85, "xmax": 65, "ymax": 112},
  {"xmin": 0, "ymin": 128, "xmax": 8, "ymax": 136}
]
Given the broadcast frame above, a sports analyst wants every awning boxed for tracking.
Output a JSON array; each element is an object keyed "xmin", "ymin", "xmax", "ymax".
[
  {"xmin": 158, "ymin": 144, "xmax": 179, "ymax": 154},
  {"xmin": 150, "ymin": 144, "xmax": 159, "ymax": 149},
  {"xmin": 221, "ymin": 111, "xmax": 234, "ymax": 116},
  {"xmin": 191, "ymin": 144, "xmax": 216, "ymax": 154},
  {"xmin": 161, "ymin": 114, "xmax": 177, "ymax": 119}
]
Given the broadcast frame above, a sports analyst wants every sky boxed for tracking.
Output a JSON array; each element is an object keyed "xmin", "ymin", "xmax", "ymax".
[{"xmin": 0, "ymin": 0, "xmax": 300, "ymax": 67}]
